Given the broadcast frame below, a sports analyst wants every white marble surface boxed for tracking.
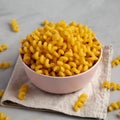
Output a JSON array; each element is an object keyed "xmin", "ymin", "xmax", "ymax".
[{"xmin": 0, "ymin": 0, "xmax": 120, "ymax": 119}]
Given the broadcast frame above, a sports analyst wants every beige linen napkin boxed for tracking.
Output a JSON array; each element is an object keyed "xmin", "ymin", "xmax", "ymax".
[{"xmin": 1, "ymin": 45, "xmax": 112, "ymax": 120}]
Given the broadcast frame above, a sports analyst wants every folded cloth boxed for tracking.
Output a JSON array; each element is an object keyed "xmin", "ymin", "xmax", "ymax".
[{"xmin": 1, "ymin": 45, "xmax": 112, "ymax": 120}]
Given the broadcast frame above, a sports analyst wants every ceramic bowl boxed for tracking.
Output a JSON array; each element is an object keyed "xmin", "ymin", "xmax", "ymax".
[{"xmin": 20, "ymin": 48, "xmax": 102, "ymax": 94}]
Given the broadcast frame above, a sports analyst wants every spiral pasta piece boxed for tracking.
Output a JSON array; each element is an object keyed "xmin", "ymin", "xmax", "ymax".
[
  {"xmin": 101, "ymin": 80, "xmax": 120, "ymax": 91},
  {"xmin": 0, "ymin": 61, "xmax": 11, "ymax": 69},
  {"xmin": 108, "ymin": 100, "xmax": 120, "ymax": 112},
  {"xmin": 0, "ymin": 44, "xmax": 8, "ymax": 52},
  {"xmin": 73, "ymin": 93, "xmax": 88, "ymax": 112},
  {"xmin": 34, "ymin": 118, "xmax": 39, "ymax": 120},
  {"xmin": 10, "ymin": 19, "xmax": 19, "ymax": 32},
  {"xmin": 118, "ymin": 111, "xmax": 120, "ymax": 117},
  {"xmin": 0, "ymin": 112, "xmax": 9, "ymax": 120},
  {"xmin": 0, "ymin": 89, "xmax": 4, "ymax": 98},
  {"xmin": 41, "ymin": 20, "xmax": 49, "ymax": 26},
  {"xmin": 18, "ymin": 84, "xmax": 29, "ymax": 100},
  {"xmin": 111, "ymin": 56, "xmax": 120, "ymax": 67}
]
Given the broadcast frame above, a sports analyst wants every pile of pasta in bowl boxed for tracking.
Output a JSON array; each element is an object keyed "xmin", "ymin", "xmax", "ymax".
[{"xmin": 19, "ymin": 20, "xmax": 102, "ymax": 94}]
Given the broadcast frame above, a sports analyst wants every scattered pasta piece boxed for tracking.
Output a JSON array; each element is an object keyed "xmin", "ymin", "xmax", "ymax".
[
  {"xmin": 41, "ymin": 20, "xmax": 49, "ymax": 26},
  {"xmin": 0, "ymin": 61, "xmax": 11, "ymax": 69},
  {"xmin": 10, "ymin": 19, "xmax": 19, "ymax": 32},
  {"xmin": 0, "ymin": 89, "xmax": 4, "ymax": 98},
  {"xmin": 0, "ymin": 112, "xmax": 9, "ymax": 120},
  {"xmin": 18, "ymin": 84, "xmax": 29, "ymax": 100},
  {"xmin": 0, "ymin": 44, "xmax": 8, "ymax": 52},
  {"xmin": 117, "ymin": 84, "xmax": 120, "ymax": 90},
  {"xmin": 20, "ymin": 20, "xmax": 102, "ymax": 77},
  {"xmin": 108, "ymin": 101, "xmax": 120, "ymax": 112},
  {"xmin": 101, "ymin": 80, "xmax": 110, "ymax": 89},
  {"xmin": 117, "ymin": 111, "xmax": 120, "ymax": 117},
  {"xmin": 112, "ymin": 56, "xmax": 120, "ymax": 67},
  {"xmin": 34, "ymin": 118, "xmax": 39, "ymax": 120},
  {"xmin": 73, "ymin": 93, "xmax": 88, "ymax": 112},
  {"xmin": 101, "ymin": 80, "xmax": 120, "ymax": 91}
]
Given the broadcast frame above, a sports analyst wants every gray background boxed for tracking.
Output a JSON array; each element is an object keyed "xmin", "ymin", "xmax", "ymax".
[{"xmin": 0, "ymin": 0, "xmax": 120, "ymax": 119}]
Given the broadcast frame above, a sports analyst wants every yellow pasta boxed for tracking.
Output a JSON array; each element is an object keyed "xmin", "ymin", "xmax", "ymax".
[
  {"xmin": 53, "ymin": 66, "xmax": 59, "ymax": 72},
  {"xmin": 102, "ymin": 80, "xmax": 120, "ymax": 91},
  {"xmin": 0, "ymin": 89, "xmax": 4, "ymax": 98},
  {"xmin": 65, "ymin": 69, "xmax": 72, "ymax": 76},
  {"xmin": 18, "ymin": 84, "xmax": 29, "ymax": 100},
  {"xmin": 39, "ymin": 55, "xmax": 45, "ymax": 64},
  {"xmin": 117, "ymin": 101, "xmax": 120, "ymax": 106},
  {"xmin": 108, "ymin": 101, "xmax": 120, "ymax": 112},
  {"xmin": 117, "ymin": 84, "xmax": 120, "ymax": 90},
  {"xmin": 10, "ymin": 19, "xmax": 19, "ymax": 32},
  {"xmin": 117, "ymin": 111, "xmax": 120, "ymax": 117},
  {"xmin": 64, "ymin": 63, "xmax": 71, "ymax": 70},
  {"xmin": 0, "ymin": 112, "xmax": 9, "ymax": 120},
  {"xmin": 46, "ymin": 53, "xmax": 53, "ymax": 59},
  {"xmin": 41, "ymin": 20, "xmax": 49, "ymax": 26},
  {"xmin": 59, "ymin": 56, "xmax": 68, "ymax": 62},
  {"xmin": 110, "ymin": 82, "xmax": 117, "ymax": 91},
  {"xmin": 101, "ymin": 80, "xmax": 110, "ymax": 89},
  {"xmin": 71, "ymin": 67, "xmax": 79, "ymax": 74},
  {"xmin": 73, "ymin": 93, "xmax": 88, "ymax": 112},
  {"xmin": 44, "ymin": 59, "xmax": 50, "ymax": 68},
  {"xmin": 58, "ymin": 71, "xmax": 65, "ymax": 77},
  {"xmin": 34, "ymin": 118, "xmax": 39, "ymax": 120},
  {"xmin": 57, "ymin": 61, "xmax": 63, "ymax": 66},
  {"xmin": 0, "ymin": 44, "xmax": 8, "ymax": 52},
  {"xmin": 79, "ymin": 93, "xmax": 88, "ymax": 99},
  {"xmin": 43, "ymin": 69, "xmax": 49, "ymax": 75},
  {"xmin": 0, "ymin": 61, "xmax": 11, "ymax": 69},
  {"xmin": 36, "ymin": 70, "xmax": 43, "ymax": 74},
  {"xmin": 20, "ymin": 20, "xmax": 102, "ymax": 77},
  {"xmin": 111, "ymin": 56, "xmax": 120, "ymax": 67},
  {"xmin": 50, "ymin": 71, "xmax": 56, "ymax": 76}
]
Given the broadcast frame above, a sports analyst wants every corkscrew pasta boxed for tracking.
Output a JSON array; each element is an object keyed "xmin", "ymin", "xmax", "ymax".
[
  {"xmin": 0, "ymin": 44, "xmax": 8, "ymax": 52},
  {"xmin": 111, "ymin": 56, "xmax": 120, "ymax": 67},
  {"xmin": 108, "ymin": 100, "xmax": 120, "ymax": 112},
  {"xmin": 10, "ymin": 19, "xmax": 19, "ymax": 32},
  {"xmin": 34, "ymin": 118, "xmax": 39, "ymax": 120},
  {"xmin": 18, "ymin": 84, "xmax": 29, "ymax": 100},
  {"xmin": 101, "ymin": 80, "xmax": 120, "ymax": 91},
  {"xmin": 118, "ymin": 111, "xmax": 120, "ymax": 117},
  {"xmin": 41, "ymin": 20, "xmax": 49, "ymax": 26},
  {"xmin": 0, "ymin": 61, "xmax": 11, "ymax": 69},
  {"xmin": 73, "ymin": 93, "xmax": 88, "ymax": 112},
  {"xmin": 0, "ymin": 112, "xmax": 9, "ymax": 120},
  {"xmin": 0, "ymin": 89, "xmax": 4, "ymax": 98},
  {"xmin": 20, "ymin": 20, "xmax": 102, "ymax": 77}
]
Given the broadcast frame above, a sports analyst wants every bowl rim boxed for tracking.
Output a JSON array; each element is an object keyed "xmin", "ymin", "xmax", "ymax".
[{"xmin": 19, "ymin": 48, "xmax": 102, "ymax": 79}]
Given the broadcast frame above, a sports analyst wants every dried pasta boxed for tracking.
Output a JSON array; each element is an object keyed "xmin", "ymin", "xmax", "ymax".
[
  {"xmin": 18, "ymin": 84, "xmax": 29, "ymax": 100},
  {"xmin": 0, "ymin": 61, "xmax": 11, "ymax": 69},
  {"xmin": 73, "ymin": 93, "xmax": 88, "ymax": 112},
  {"xmin": 118, "ymin": 111, "xmax": 120, "ymax": 117},
  {"xmin": 20, "ymin": 20, "xmax": 102, "ymax": 77},
  {"xmin": 41, "ymin": 20, "xmax": 49, "ymax": 26},
  {"xmin": 10, "ymin": 19, "xmax": 19, "ymax": 32},
  {"xmin": 0, "ymin": 112, "xmax": 9, "ymax": 120},
  {"xmin": 108, "ymin": 100, "xmax": 120, "ymax": 112},
  {"xmin": 0, "ymin": 89, "xmax": 4, "ymax": 98},
  {"xmin": 111, "ymin": 56, "xmax": 120, "ymax": 67},
  {"xmin": 0, "ymin": 44, "xmax": 8, "ymax": 52},
  {"xmin": 101, "ymin": 80, "xmax": 120, "ymax": 91},
  {"xmin": 34, "ymin": 118, "xmax": 39, "ymax": 120}
]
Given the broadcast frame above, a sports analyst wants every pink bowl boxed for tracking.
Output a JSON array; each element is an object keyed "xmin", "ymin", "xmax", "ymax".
[{"xmin": 20, "ymin": 50, "xmax": 102, "ymax": 94}]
